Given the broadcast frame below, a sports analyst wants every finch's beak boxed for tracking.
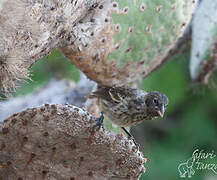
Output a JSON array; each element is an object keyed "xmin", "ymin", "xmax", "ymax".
[{"xmin": 157, "ymin": 105, "xmax": 165, "ymax": 118}]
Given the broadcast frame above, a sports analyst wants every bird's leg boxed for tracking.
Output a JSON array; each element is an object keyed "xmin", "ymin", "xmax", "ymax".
[
  {"xmin": 93, "ymin": 112, "xmax": 104, "ymax": 130},
  {"xmin": 121, "ymin": 127, "xmax": 139, "ymax": 148}
]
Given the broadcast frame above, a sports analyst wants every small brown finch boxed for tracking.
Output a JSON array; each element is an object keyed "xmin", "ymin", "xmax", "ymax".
[{"xmin": 88, "ymin": 85, "xmax": 168, "ymax": 144}]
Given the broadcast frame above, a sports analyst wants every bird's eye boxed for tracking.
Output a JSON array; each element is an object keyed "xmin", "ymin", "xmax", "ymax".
[{"xmin": 153, "ymin": 98, "xmax": 158, "ymax": 104}]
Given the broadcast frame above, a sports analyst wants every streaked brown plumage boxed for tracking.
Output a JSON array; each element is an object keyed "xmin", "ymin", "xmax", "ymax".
[{"xmin": 88, "ymin": 85, "xmax": 168, "ymax": 127}]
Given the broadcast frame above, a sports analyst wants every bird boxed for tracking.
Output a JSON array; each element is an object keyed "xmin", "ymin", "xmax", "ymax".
[{"xmin": 88, "ymin": 85, "xmax": 168, "ymax": 145}]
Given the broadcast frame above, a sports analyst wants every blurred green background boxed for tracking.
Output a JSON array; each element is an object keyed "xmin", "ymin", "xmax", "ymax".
[
  {"xmin": 11, "ymin": 48, "xmax": 217, "ymax": 180},
  {"xmin": 137, "ymin": 49, "xmax": 217, "ymax": 180}
]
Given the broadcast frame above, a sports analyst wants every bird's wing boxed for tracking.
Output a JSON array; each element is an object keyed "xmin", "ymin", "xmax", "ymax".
[
  {"xmin": 87, "ymin": 86, "xmax": 111, "ymax": 100},
  {"xmin": 88, "ymin": 86, "xmax": 136, "ymax": 102}
]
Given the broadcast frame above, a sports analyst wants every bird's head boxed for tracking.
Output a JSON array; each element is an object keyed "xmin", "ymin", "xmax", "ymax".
[{"xmin": 145, "ymin": 91, "xmax": 168, "ymax": 118}]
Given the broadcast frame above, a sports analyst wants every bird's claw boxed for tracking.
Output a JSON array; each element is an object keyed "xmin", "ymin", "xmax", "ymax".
[
  {"xmin": 93, "ymin": 112, "xmax": 104, "ymax": 130},
  {"xmin": 128, "ymin": 136, "xmax": 140, "ymax": 149},
  {"xmin": 121, "ymin": 127, "xmax": 140, "ymax": 149}
]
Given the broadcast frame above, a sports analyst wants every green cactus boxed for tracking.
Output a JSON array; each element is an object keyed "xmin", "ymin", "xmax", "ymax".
[{"xmin": 108, "ymin": 0, "xmax": 196, "ymax": 70}]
